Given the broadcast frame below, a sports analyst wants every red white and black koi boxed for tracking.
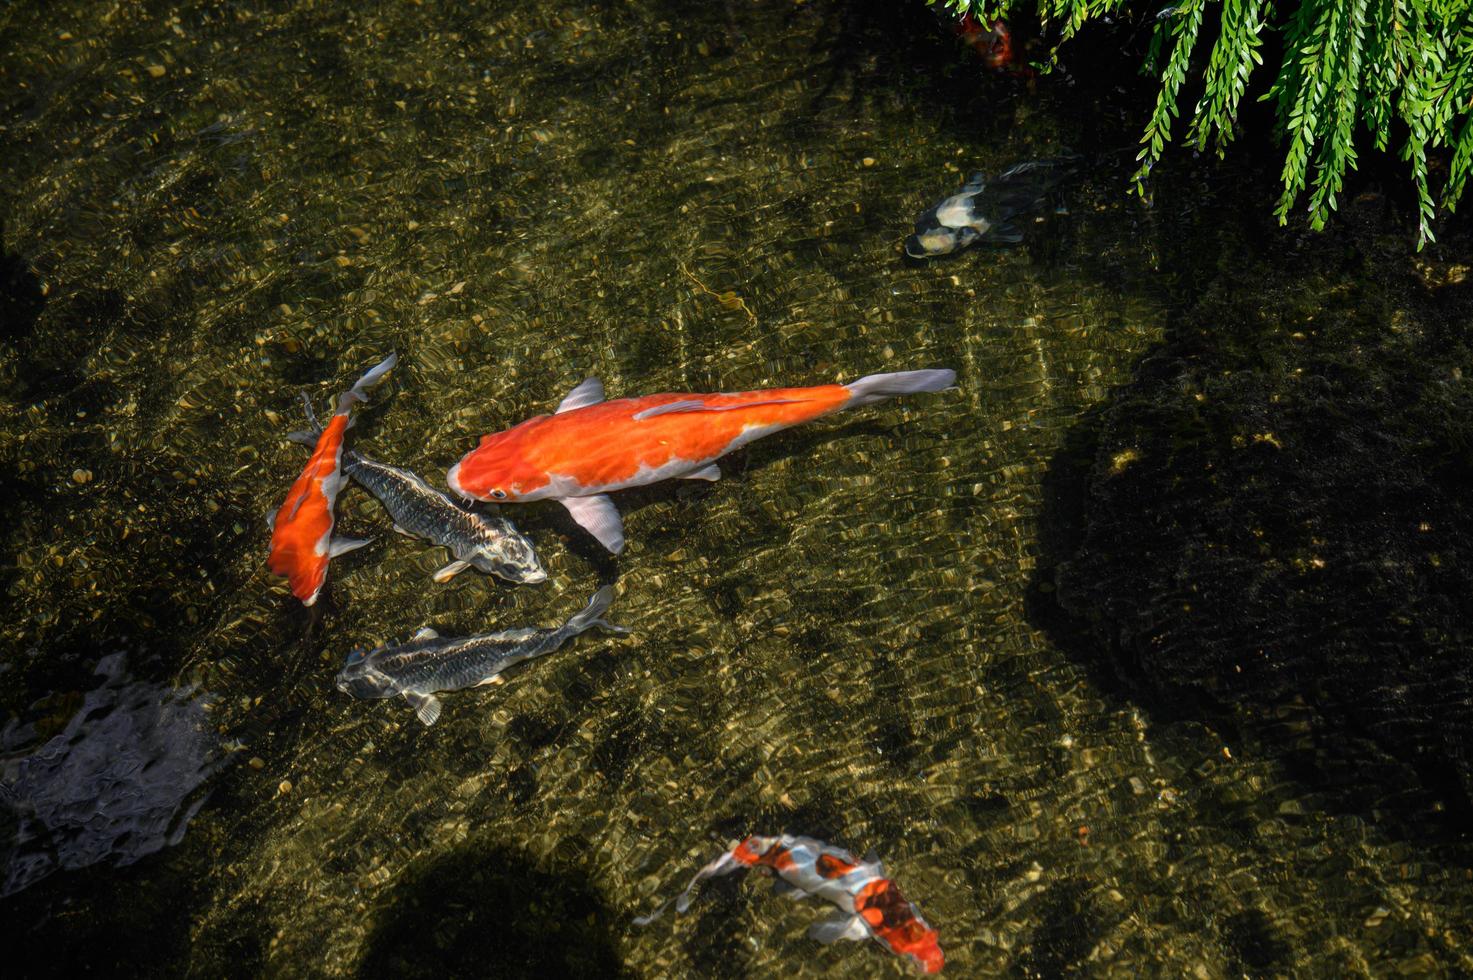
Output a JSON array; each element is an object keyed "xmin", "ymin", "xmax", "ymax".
[
  {"xmin": 267, "ymin": 353, "xmax": 397, "ymax": 605},
  {"xmin": 634, "ymin": 834, "xmax": 944, "ymax": 974}
]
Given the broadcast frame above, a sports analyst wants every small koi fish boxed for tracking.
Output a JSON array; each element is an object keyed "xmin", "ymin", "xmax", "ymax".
[
  {"xmin": 634, "ymin": 834, "xmax": 943, "ymax": 974},
  {"xmin": 289, "ymin": 395, "xmax": 547, "ymax": 586},
  {"xmin": 267, "ymin": 353, "xmax": 397, "ymax": 605},
  {"xmin": 951, "ymin": 12, "xmax": 1017, "ymax": 74},
  {"xmin": 447, "ymin": 370, "xmax": 956, "ymax": 554},
  {"xmin": 905, "ymin": 157, "xmax": 1076, "ymax": 259},
  {"xmin": 335, "ymin": 585, "xmax": 626, "ymax": 726}
]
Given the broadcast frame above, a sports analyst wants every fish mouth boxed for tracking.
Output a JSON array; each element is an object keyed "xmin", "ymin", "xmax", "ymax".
[
  {"xmin": 903, "ymin": 235, "xmax": 934, "ymax": 259},
  {"xmin": 446, "ymin": 461, "xmax": 471, "ymax": 500}
]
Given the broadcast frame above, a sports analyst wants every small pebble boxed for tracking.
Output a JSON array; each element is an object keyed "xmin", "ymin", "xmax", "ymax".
[
  {"xmin": 147, "ymin": 64, "xmax": 166, "ymax": 78},
  {"xmin": 277, "ymin": 779, "xmax": 293, "ymax": 795},
  {"xmin": 71, "ymin": 468, "xmax": 92, "ymax": 484},
  {"xmin": 862, "ymin": 157, "xmax": 876, "ymax": 167},
  {"xmin": 249, "ymin": 757, "xmax": 265, "ymax": 770}
]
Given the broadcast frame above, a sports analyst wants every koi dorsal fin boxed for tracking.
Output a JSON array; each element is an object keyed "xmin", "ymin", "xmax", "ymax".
[
  {"xmin": 631, "ymin": 397, "xmax": 803, "ymax": 420},
  {"xmin": 557, "ymin": 377, "xmax": 605, "ymax": 413}
]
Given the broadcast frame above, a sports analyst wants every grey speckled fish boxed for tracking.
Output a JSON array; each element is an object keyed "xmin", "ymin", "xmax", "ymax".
[
  {"xmin": 290, "ymin": 395, "xmax": 545, "ymax": 585},
  {"xmin": 335, "ymin": 586, "xmax": 627, "ymax": 725}
]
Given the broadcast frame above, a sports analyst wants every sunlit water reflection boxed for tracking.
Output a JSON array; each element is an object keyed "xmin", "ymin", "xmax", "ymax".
[{"xmin": 1, "ymin": 0, "xmax": 1470, "ymax": 976}]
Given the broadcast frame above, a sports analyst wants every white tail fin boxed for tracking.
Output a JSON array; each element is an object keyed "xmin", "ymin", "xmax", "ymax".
[
  {"xmin": 567, "ymin": 585, "xmax": 628, "ymax": 634},
  {"xmin": 336, "ymin": 352, "xmax": 398, "ymax": 413},
  {"xmin": 842, "ymin": 368, "xmax": 956, "ymax": 408},
  {"xmin": 633, "ymin": 848, "xmax": 744, "ymax": 926}
]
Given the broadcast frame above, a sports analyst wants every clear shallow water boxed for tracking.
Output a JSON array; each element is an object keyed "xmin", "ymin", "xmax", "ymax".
[{"xmin": 1, "ymin": 0, "xmax": 1470, "ymax": 976}]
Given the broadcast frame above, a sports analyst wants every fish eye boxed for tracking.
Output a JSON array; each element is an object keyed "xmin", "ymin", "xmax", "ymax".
[{"xmin": 490, "ymin": 489, "xmax": 507, "ymax": 500}]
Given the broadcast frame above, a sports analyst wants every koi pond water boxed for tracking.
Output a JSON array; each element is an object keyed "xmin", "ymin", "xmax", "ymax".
[{"xmin": 3, "ymin": 1, "xmax": 1472, "ymax": 976}]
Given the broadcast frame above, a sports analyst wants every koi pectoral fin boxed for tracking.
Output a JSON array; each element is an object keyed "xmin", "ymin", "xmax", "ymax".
[
  {"xmin": 561, "ymin": 495, "xmax": 625, "ymax": 554},
  {"xmin": 681, "ymin": 463, "xmax": 721, "ymax": 481},
  {"xmin": 771, "ymin": 880, "xmax": 808, "ymax": 901},
  {"xmin": 328, "ymin": 536, "xmax": 373, "ymax": 558},
  {"xmin": 807, "ymin": 913, "xmax": 870, "ymax": 944},
  {"xmin": 405, "ymin": 691, "xmax": 442, "ymax": 726},
  {"xmin": 432, "ymin": 559, "xmax": 472, "ymax": 583}
]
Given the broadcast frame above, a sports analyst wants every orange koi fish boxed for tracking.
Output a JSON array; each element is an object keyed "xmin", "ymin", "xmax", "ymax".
[
  {"xmin": 953, "ymin": 12, "xmax": 1013, "ymax": 71},
  {"xmin": 267, "ymin": 353, "xmax": 397, "ymax": 605},
  {"xmin": 447, "ymin": 369, "xmax": 955, "ymax": 554},
  {"xmin": 634, "ymin": 834, "xmax": 944, "ymax": 974}
]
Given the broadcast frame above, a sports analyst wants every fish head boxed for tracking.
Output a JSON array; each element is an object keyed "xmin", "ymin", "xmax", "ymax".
[
  {"xmin": 447, "ymin": 422, "xmax": 548, "ymax": 504},
  {"xmin": 335, "ymin": 648, "xmax": 396, "ymax": 700},
  {"xmin": 904, "ymin": 225, "xmax": 959, "ymax": 259},
  {"xmin": 466, "ymin": 529, "xmax": 548, "ymax": 584}
]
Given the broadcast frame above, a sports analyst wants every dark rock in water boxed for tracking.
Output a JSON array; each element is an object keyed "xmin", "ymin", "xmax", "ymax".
[
  {"xmin": 0, "ymin": 654, "xmax": 227, "ymax": 896},
  {"xmin": 1045, "ymin": 209, "xmax": 1473, "ymax": 820}
]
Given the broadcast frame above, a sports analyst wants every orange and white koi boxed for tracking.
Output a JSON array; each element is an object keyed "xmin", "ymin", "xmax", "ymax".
[
  {"xmin": 267, "ymin": 353, "xmax": 397, "ymax": 605},
  {"xmin": 634, "ymin": 834, "xmax": 944, "ymax": 974},
  {"xmin": 447, "ymin": 369, "xmax": 955, "ymax": 553}
]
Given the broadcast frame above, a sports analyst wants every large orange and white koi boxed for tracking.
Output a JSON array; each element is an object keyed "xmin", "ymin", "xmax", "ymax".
[
  {"xmin": 634, "ymin": 834, "xmax": 944, "ymax": 974},
  {"xmin": 267, "ymin": 353, "xmax": 397, "ymax": 605},
  {"xmin": 447, "ymin": 369, "xmax": 955, "ymax": 553}
]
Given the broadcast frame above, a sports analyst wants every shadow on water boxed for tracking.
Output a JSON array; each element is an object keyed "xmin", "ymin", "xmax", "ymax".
[
  {"xmin": 0, "ymin": 220, "xmax": 45, "ymax": 347},
  {"xmin": 357, "ymin": 840, "xmax": 629, "ymax": 980},
  {"xmin": 1029, "ymin": 139, "xmax": 1473, "ymax": 845}
]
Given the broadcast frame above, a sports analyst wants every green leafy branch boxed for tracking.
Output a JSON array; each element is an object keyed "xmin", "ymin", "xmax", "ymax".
[{"xmin": 930, "ymin": 0, "xmax": 1473, "ymax": 247}]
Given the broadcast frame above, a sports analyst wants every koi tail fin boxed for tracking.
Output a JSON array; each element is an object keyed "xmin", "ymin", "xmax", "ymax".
[
  {"xmin": 843, "ymin": 369, "xmax": 956, "ymax": 408},
  {"xmin": 335, "ymin": 352, "xmax": 398, "ymax": 414},
  {"xmin": 567, "ymin": 585, "xmax": 629, "ymax": 635},
  {"xmin": 632, "ymin": 848, "xmax": 745, "ymax": 926}
]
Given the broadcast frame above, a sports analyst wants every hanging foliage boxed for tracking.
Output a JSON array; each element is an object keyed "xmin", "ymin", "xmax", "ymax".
[{"xmin": 932, "ymin": 0, "xmax": 1473, "ymax": 246}]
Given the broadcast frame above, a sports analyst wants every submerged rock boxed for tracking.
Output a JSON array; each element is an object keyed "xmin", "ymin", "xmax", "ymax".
[{"xmin": 0, "ymin": 654, "xmax": 226, "ymax": 896}]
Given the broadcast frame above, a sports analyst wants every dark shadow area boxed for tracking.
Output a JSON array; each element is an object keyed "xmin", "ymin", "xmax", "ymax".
[
  {"xmin": 1011, "ymin": 878, "xmax": 1123, "ymax": 978},
  {"xmin": 357, "ymin": 840, "xmax": 630, "ymax": 980},
  {"xmin": 0, "ymin": 220, "xmax": 45, "ymax": 346},
  {"xmin": 1029, "ymin": 141, "xmax": 1473, "ymax": 844},
  {"xmin": 0, "ymin": 827, "xmax": 235, "ymax": 979}
]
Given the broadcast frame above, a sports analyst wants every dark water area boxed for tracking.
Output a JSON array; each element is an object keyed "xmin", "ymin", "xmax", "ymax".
[{"xmin": 2, "ymin": 0, "xmax": 1471, "ymax": 976}]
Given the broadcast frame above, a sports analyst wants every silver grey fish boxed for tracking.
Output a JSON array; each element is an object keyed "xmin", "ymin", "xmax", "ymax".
[
  {"xmin": 289, "ymin": 395, "xmax": 546, "ymax": 585},
  {"xmin": 904, "ymin": 157, "xmax": 1077, "ymax": 259},
  {"xmin": 335, "ymin": 586, "xmax": 627, "ymax": 725}
]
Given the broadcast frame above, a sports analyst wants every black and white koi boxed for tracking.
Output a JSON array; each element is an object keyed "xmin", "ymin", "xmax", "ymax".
[
  {"xmin": 290, "ymin": 395, "xmax": 546, "ymax": 585},
  {"xmin": 335, "ymin": 586, "xmax": 626, "ymax": 725},
  {"xmin": 904, "ymin": 157, "xmax": 1076, "ymax": 259}
]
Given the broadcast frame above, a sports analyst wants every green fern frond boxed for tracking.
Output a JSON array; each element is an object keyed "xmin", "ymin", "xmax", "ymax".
[{"xmin": 1130, "ymin": 0, "xmax": 1205, "ymax": 196}]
